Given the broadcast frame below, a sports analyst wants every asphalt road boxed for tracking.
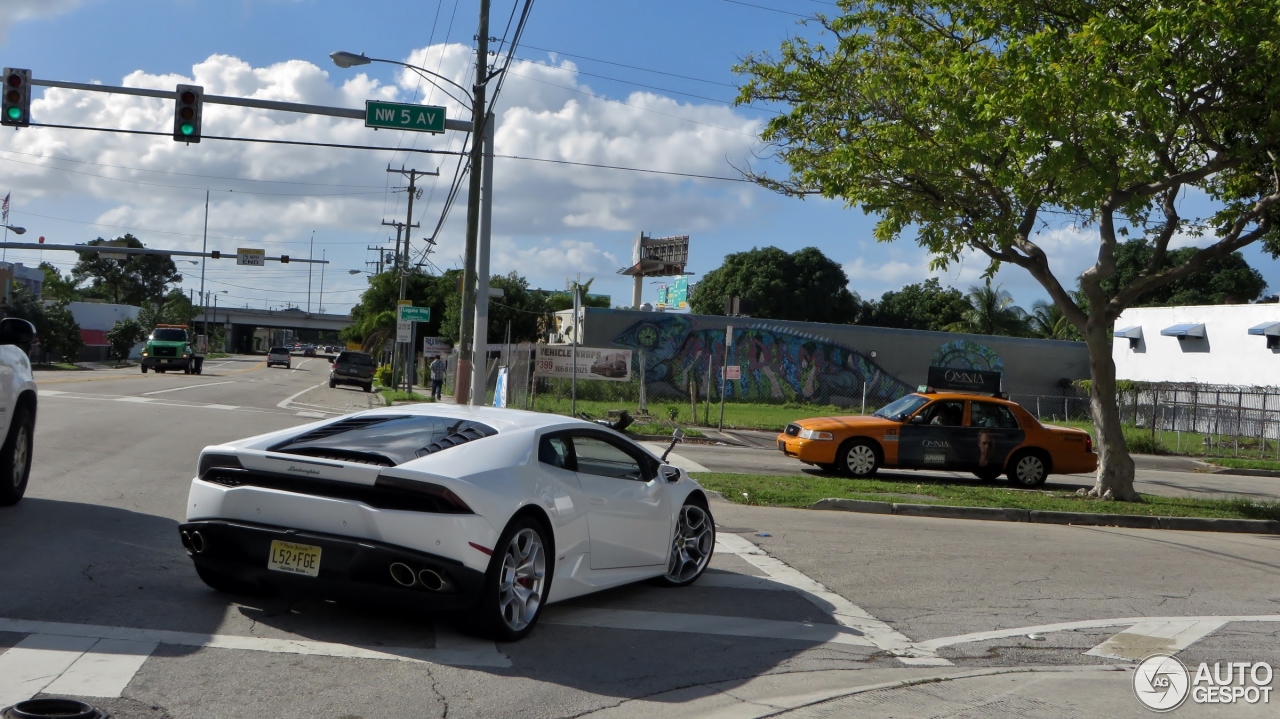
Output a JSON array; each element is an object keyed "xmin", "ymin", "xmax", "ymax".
[{"xmin": 1, "ymin": 356, "xmax": 1275, "ymax": 718}]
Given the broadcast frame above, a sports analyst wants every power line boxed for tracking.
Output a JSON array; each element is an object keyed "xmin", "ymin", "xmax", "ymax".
[
  {"xmin": 0, "ymin": 154, "xmax": 387, "ymax": 197},
  {"xmin": 494, "ymin": 153, "xmax": 752, "ymax": 182},
  {"xmin": 28, "ymin": 122, "xmax": 467, "ymax": 156},
  {"xmin": 721, "ymin": 0, "xmax": 808, "ymax": 17},
  {"xmin": 0, "ymin": 148, "xmax": 388, "ymax": 188},
  {"xmin": 505, "ymin": 70, "xmax": 760, "ymax": 138},
  {"xmin": 517, "ymin": 43, "xmax": 738, "ymax": 88}
]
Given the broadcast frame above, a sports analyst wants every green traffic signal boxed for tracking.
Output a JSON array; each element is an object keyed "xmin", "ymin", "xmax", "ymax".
[
  {"xmin": 5, "ymin": 107, "xmax": 19, "ymax": 120},
  {"xmin": 180, "ymin": 123, "xmax": 194, "ymax": 136}
]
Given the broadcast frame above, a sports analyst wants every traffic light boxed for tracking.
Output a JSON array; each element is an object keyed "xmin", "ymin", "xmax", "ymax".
[
  {"xmin": 173, "ymin": 84, "xmax": 203, "ymax": 142},
  {"xmin": 280, "ymin": 255, "xmax": 290, "ymax": 264},
  {"xmin": 2, "ymin": 68, "xmax": 31, "ymax": 128},
  {"xmin": 210, "ymin": 250, "xmax": 221, "ymax": 259}
]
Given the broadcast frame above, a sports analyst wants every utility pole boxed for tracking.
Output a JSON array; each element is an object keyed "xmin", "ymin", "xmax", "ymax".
[
  {"xmin": 366, "ymin": 244, "xmax": 390, "ymax": 274},
  {"xmin": 318, "ymin": 248, "xmax": 326, "ymax": 313},
  {"xmin": 455, "ymin": 0, "xmax": 491, "ymax": 405},
  {"xmin": 306, "ymin": 229, "xmax": 315, "ymax": 312},
  {"xmin": 199, "ymin": 190, "xmax": 208, "ymax": 323},
  {"xmin": 384, "ymin": 165, "xmax": 435, "ymax": 394}
]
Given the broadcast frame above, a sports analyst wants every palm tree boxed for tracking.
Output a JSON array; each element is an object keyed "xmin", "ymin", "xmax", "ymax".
[
  {"xmin": 1028, "ymin": 299, "xmax": 1081, "ymax": 340},
  {"xmin": 944, "ymin": 281, "xmax": 1029, "ymax": 336}
]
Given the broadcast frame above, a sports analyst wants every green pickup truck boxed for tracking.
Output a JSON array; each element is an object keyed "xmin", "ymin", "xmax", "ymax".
[{"xmin": 140, "ymin": 324, "xmax": 204, "ymax": 375}]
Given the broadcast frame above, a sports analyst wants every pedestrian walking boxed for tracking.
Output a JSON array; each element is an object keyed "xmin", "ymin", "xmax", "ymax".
[{"xmin": 430, "ymin": 355, "xmax": 446, "ymax": 400}]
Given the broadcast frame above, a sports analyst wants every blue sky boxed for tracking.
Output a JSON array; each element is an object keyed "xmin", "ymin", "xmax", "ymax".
[{"xmin": 1, "ymin": 0, "xmax": 1276, "ymax": 314}]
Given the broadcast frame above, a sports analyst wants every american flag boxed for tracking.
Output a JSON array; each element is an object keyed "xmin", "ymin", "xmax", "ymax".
[{"xmin": 1, "ymin": 192, "xmax": 8, "ymax": 224}]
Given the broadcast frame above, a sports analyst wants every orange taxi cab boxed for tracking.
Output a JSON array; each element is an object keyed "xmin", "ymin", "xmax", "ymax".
[{"xmin": 776, "ymin": 383, "xmax": 1096, "ymax": 487}]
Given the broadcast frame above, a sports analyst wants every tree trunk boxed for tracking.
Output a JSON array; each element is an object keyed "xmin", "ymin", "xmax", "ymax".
[{"xmin": 1084, "ymin": 314, "xmax": 1140, "ymax": 501}]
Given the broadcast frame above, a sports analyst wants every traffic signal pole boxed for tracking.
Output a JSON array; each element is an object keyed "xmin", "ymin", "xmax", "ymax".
[{"xmin": 469, "ymin": 113, "xmax": 495, "ymax": 406}]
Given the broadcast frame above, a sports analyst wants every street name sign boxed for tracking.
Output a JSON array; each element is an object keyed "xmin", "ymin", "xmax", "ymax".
[
  {"xmin": 237, "ymin": 248, "xmax": 265, "ymax": 266},
  {"xmin": 365, "ymin": 101, "xmax": 446, "ymax": 133},
  {"xmin": 398, "ymin": 306, "xmax": 432, "ymax": 322}
]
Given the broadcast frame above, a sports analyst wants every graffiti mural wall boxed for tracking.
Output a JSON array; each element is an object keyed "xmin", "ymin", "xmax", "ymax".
[{"xmin": 577, "ymin": 308, "xmax": 1089, "ymax": 407}]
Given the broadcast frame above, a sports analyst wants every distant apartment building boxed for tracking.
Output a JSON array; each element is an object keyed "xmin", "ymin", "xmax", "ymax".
[{"xmin": 0, "ymin": 261, "xmax": 45, "ymax": 302}]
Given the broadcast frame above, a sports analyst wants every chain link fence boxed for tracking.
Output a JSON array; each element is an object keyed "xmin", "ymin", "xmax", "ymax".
[{"xmin": 1116, "ymin": 382, "xmax": 1280, "ymax": 458}]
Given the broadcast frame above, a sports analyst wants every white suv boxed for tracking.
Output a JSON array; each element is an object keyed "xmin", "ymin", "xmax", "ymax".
[{"xmin": 0, "ymin": 318, "xmax": 37, "ymax": 506}]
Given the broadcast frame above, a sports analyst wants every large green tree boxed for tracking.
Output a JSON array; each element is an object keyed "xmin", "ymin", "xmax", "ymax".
[
  {"xmin": 738, "ymin": 0, "xmax": 1280, "ymax": 500},
  {"xmin": 343, "ymin": 269, "xmax": 459, "ymax": 352},
  {"xmin": 1099, "ymin": 240, "xmax": 1266, "ymax": 306},
  {"xmin": 944, "ymin": 282, "xmax": 1029, "ymax": 336},
  {"xmin": 690, "ymin": 246, "xmax": 862, "ymax": 323},
  {"xmin": 72, "ymin": 235, "xmax": 182, "ymax": 306},
  {"xmin": 863, "ymin": 278, "xmax": 968, "ymax": 331},
  {"xmin": 39, "ymin": 263, "xmax": 80, "ymax": 302}
]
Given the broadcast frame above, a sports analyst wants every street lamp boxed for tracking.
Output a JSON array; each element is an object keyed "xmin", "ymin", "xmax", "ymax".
[
  {"xmin": 2, "ymin": 225, "xmax": 24, "ymax": 235},
  {"xmin": 329, "ymin": 51, "xmax": 473, "ymax": 107}
]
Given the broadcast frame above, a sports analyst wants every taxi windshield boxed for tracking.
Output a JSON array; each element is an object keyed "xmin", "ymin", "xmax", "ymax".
[{"xmin": 873, "ymin": 393, "xmax": 929, "ymax": 421}]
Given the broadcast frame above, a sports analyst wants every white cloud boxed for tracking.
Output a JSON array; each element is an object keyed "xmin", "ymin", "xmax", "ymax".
[
  {"xmin": 0, "ymin": 45, "xmax": 768, "ymax": 310},
  {"xmin": 0, "ymin": 0, "xmax": 82, "ymax": 43}
]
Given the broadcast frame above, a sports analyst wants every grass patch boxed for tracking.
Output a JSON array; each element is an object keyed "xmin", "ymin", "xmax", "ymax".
[
  {"xmin": 32, "ymin": 362, "xmax": 85, "ymax": 371},
  {"xmin": 1049, "ymin": 419, "xmax": 1280, "ymax": 461},
  {"xmin": 379, "ymin": 388, "xmax": 433, "ymax": 406},
  {"xmin": 530, "ymin": 396, "xmax": 862, "ymax": 431},
  {"xmin": 694, "ymin": 472, "xmax": 1280, "ymax": 521},
  {"xmin": 627, "ymin": 422, "xmax": 704, "ymax": 438},
  {"xmin": 1203, "ymin": 458, "xmax": 1280, "ymax": 472},
  {"xmin": 205, "ymin": 352, "xmax": 231, "ymax": 359}
]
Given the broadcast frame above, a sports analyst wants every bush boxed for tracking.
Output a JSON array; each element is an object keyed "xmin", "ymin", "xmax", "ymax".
[
  {"xmin": 1124, "ymin": 429, "xmax": 1168, "ymax": 455},
  {"xmin": 375, "ymin": 364, "xmax": 393, "ymax": 386},
  {"xmin": 107, "ymin": 318, "xmax": 145, "ymax": 362}
]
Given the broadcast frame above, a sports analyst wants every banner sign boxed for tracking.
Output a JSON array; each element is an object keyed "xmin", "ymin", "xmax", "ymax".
[
  {"xmin": 422, "ymin": 336, "xmax": 450, "ymax": 354},
  {"xmin": 493, "ymin": 367, "xmax": 509, "ymax": 408},
  {"xmin": 927, "ymin": 366, "xmax": 1002, "ymax": 394},
  {"xmin": 534, "ymin": 345, "xmax": 632, "ymax": 382}
]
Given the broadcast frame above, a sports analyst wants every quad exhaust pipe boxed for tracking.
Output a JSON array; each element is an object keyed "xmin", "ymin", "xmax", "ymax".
[
  {"xmin": 181, "ymin": 530, "xmax": 206, "ymax": 554},
  {"xmin": 388, "ymin": 562, "xmax": 447, "ymax": 591},
  {"xmin": 389, "ymin": 562, "xmax": 416, "ymax": 587}
]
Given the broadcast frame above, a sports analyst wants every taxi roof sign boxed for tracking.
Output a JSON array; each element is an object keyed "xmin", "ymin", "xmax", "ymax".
[{"xmin": 925, "ymin": 366, "xmax": 1002, "ymax": 395}]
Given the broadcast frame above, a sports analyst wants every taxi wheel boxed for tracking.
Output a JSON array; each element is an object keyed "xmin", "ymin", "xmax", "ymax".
[
  {"xmin": 1007, "ymin": 451, "xmax": 1049, "ymax": 488},
  {"xmin": 837, "ymin": 439, "xmax": 880, "ymax": 477}
]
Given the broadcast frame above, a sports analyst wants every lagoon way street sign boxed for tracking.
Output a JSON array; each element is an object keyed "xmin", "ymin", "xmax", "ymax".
[
  {"xmin": 365, "ymin": 101, "xmax": 446, "ymax": 133},
  {"xmin": 397, "ymin": 306, "xmax": 432, "ymax": 323}
]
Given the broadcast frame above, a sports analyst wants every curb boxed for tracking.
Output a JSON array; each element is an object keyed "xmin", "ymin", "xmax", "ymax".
[
  {"xmin": 1209, "ymin": 466, "xmax": 1280, "ymax": 479},
  {"xmin": 810, "ymin": 497, "xmax": 1280, "ymax": 534}
]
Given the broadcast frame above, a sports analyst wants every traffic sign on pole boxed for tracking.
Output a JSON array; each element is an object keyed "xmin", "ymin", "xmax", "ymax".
[
  {"xmin": 365, "ymin": 101, "xmax": 446, "ymax": 133},
  {"xmin": 237, "ymin": 248, "xmax": 265, "ymax": 266},
  {"xmin": 397, "ymin": 305, "xmax": 431, "ymax": 322}
]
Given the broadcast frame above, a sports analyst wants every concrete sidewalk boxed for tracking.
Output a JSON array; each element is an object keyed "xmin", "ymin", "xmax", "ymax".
[{"xmin": 580, "ymin": 664, "xmax": 1270, "ymax": 718}]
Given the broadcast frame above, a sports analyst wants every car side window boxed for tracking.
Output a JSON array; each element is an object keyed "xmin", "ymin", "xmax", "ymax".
[
  {"xmin": 570, "ymin": 434, "xmax": 647, "ymax": 481},
  {"xmin": 920, "ymin": 400, "xmax": 964, "ymax": 427},
  {"xmin": 538, "ymin": 434, "xmax": 574, "ymax": 471},
  {"xmin": 970, "ymin": 402, "xmax": 1019, "ymax": 429}
]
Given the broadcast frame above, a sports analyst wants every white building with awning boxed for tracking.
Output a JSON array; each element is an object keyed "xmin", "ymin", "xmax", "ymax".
[{"xmin": 1112, "ymin": 304, "xmax": 1280, "ymax": 385}]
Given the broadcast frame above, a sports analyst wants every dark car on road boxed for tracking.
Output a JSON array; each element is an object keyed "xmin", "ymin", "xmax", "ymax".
[{"xmin": 330, "ymin": 351, "xmax": 375, "ymax": 392}]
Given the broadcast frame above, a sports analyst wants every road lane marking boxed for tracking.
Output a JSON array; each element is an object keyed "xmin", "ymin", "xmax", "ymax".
[
  {"xmin": 0, "ymin": 617, "xmax": 509, "ymax": 668},
  {"xmin": 115, "ymin": 397, "xmax": 155, "ymax": 403},
  {"xmin": 1085, "ymin": 619, "xmax": 1227, "ymax": 660},
  {"xmin": 296, "ymin": 411, "xmax": 327, "ymax": 418},
  {"xmin": 42, "ymin": 639, "xmax": 157, "ymax": 698},
  {"xmin": 0, "ymin": 634, "xmax": 98, "ymax": 707},
  {"xmin": 541, "ymin": 607, "xmax": 875, "ymax": 647},
  {"xmin": 277, "ymin": 382, "xmax": 326, "ymax": 410},
  {"xmin": 913, "ymin": 615, "xmax": 1280, "ymax": 653},
  {"xmin": 715, "ymin": 532, "xmax": 951, "ymax": 666},
  {"xmin": 141, "ymin": 381, "xmax": 234, "ymax": 396},
  {"xmin": 36, "ymin": 360, "xmax": 266, "ymax": 385}
]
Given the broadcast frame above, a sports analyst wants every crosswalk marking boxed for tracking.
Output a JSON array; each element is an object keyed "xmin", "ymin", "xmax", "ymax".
[
  {"xmin": 1085, "ymin": 619, "xmax": 1227, "ymax": 661},
  {"xmin": 715, "ymin": 533, "xmax": 952, "ymax": 666},
  {"xmin": 0, "ymin": 634, "xmax": 98, "ymax": 707},
  {"xmin": 42, "ymin": 639, "xmax": 157, "ymax": 698}
]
